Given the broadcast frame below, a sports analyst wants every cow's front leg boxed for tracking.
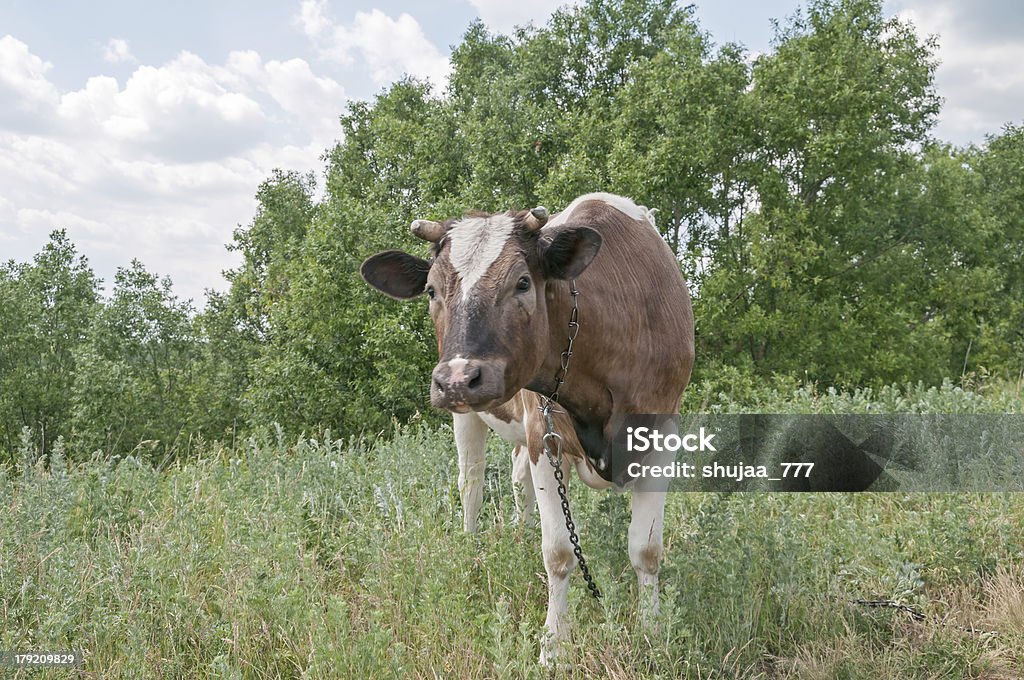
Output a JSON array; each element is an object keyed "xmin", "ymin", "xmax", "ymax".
[
  {"xmin": 531, "ymin": 450, "xmax": 575, "ymax": 665},
  {"xmin": 629, "ymin": 489, "xmax": 666, "ymax": 625},
  {"xmin": 454, "ymin": 412, "xmax": 488, "ymax": 532},
  {"xmin": 511, "ymin": 444, "xmax": 536, "ymax": 522}
]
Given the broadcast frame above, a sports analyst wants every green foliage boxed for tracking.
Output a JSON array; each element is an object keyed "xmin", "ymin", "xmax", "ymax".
[
  {"xmin": 239, "ymin": 193, "xmax": 441, "ymax": 436},
  {"xmin": 186, "ymin": 289, "xmax": 253, "ymax": 443},
  {"xmin": 70, "ymin": 261, "xmax": 199, "ymax": 463},
  {"xmin": 682, "ymin": 371, "xmax": 1023, "ymax": 414},
  {"xmin": 225, "ymin": 169, "xmax": 317, "ymax": 337},
  {"xmin": 0, "ymin": 231, "xmax": 98, "ymax": 461},
  {"xmin": 970, "ymin": 124, "xmax": 1024, "ymax": 375},
  {"xmin": 696, "ymin": 0, "xmax": 950, "ymax": 385}
]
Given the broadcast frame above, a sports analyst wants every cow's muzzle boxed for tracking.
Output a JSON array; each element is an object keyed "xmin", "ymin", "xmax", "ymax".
[{"xmin": 430, "ymin": 357, "xmax": 506, "ymax": 412}]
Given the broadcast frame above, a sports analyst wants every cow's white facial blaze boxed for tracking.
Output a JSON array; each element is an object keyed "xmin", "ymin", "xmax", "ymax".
[
  {"xmin": 448, "ymin": 213, "xmax": 517, "ymax": 300},
  {"xmin": 425, "ymin": 232, "xmax": 547, "ymax": 411}
]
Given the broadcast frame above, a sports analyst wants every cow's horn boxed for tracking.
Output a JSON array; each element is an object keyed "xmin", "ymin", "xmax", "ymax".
[
  {"xmin": 411, "ymin": 219, "xmax": 445, "ymax": 242},
  {"xmin": 525, "ymin": 206, "xmax": 549, "ymax": 231}
]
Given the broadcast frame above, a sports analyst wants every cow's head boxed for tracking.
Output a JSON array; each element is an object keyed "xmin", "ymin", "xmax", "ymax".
[{"xmin": 361, "ymin": 207, "xmax": 601, "ymax": 412}]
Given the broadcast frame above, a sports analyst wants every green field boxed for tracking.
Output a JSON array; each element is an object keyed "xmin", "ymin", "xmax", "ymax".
[{"xmin": 3, "ymin": 381, "xmax": 1024, "ymax": 678}]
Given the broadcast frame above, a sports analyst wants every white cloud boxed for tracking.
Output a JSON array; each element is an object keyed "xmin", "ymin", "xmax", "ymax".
[
  {"xmin": 222, "ymin": 50, "xmax": 345, "ymax": 140},
  {"xmin": 102, "ymin": 38, "xmax": 137, "ymax": 64},
  {"xmin": 295, "ymin": 0, "xmax": 333, "ymax": 37},
  {"xmin": 54, "ymin": 52, "xmax": 269, "ymax": 162},
  {"xmin": 296, "ymin": 1, "xmax": 450, "ymax": 88},
  {"xmin": 892, "ymin": 0, "xmax": 1024, "ymax": 145},
  {"xmin": 465, "ymin": 0, "xmax": 574, "ymax": 34},
  {"xmin": 0, "ymin": 35, "xmax": 60, "ymax": 130},
  {"xmin": 17, "ymin": 207, "xmax": 115, "ymax": 239},
  {"xmin": 0, "ymin": 36, "xmax": 346, "ymax": 303}
]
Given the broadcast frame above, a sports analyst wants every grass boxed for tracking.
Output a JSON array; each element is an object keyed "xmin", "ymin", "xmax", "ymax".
[{"xmin": 2, "ymin": 381, "xmax": 1023, "ymax": 678}]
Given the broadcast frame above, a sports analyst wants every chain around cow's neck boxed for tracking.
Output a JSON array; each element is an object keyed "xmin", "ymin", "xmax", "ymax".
[
  {"xmin": 539, "ymin": 279, "xmax": 601, "ymax": 599},
  {"xmin": 543, "ymin": 278, "xmax": 579, "ymax": 407}
]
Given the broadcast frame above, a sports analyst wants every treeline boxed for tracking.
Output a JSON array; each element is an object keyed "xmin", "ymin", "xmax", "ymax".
[{"xmin": 1, "ymin": 0, "xmax": 1022, "ymax": 463}]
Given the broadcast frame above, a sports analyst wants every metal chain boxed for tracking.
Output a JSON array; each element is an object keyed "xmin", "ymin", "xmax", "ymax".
[
  {"xmin": 539, "ymin": 279, "xmax": 601, "ymax": 600},
  {"xmin": 545, "ymin": 280, "xmax": 580, "ymax": 405},
  {"xmin": 851, "ymin": 599, "xmax": 999, "ymax": 636},
  {"xmin": 851, "ymin": 599, "xmax": 925, "ymax": 621}
]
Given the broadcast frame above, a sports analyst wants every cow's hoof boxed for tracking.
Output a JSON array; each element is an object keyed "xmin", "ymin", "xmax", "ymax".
[
  {"xmin": 538, "ymin": 635, "xmax": 571, "ymax": 669},
  {"xmin": 538, "ymin": 649, "xmax": 572, "ymax": 670}
]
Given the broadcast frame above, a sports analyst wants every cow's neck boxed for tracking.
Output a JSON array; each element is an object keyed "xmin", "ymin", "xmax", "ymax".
[{"xmin": 527, "ymin": 279, "xmax": 616, "ymax": 480}]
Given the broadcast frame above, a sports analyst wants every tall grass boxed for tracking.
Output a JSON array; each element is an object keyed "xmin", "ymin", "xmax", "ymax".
[{"xmin": 2, "ymin": 382, "xmax": 1022, "ymax": 678}]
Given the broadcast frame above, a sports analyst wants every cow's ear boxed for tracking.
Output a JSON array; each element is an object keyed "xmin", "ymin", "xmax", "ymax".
[
  {"xmin": 538, "ymin": 224, "xmax": 602, "ymax": 280},
  {"xmin": 361, "ymin": 250, "xmax": 430, "ymax": 300}
]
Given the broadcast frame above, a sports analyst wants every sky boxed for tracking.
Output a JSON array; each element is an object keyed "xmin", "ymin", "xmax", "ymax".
[{"xmin": 1, "ymin": 1, "xmax": 1022, "ymax": 305}]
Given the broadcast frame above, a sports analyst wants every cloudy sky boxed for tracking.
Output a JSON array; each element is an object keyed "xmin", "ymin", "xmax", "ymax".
[{"xmin": 1, "ymin": 1, "xmax": 1021, "ymax": 304}]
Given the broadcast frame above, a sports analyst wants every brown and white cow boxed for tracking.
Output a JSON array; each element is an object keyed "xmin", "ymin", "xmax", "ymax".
[{"xmin": 361, "ymin": 192, "xmax": 695, "ymax": 663}]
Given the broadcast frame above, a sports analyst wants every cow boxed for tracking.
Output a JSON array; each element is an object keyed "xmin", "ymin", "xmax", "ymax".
[{"xmin": 361, "ymin": 192, "xmax": 695, "ymax": 664}]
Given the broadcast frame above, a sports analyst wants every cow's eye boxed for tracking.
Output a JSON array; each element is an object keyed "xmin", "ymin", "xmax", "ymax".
[
  {"xmin": 515, "ymin": 276, "xmax": 531, "ymax": 292},
  {"xmin": 426, "ymin": 285, "xmax": 436, "ymax": 300}
]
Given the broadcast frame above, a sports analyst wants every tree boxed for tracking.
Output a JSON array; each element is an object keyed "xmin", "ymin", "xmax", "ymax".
[
  {"xmin": 71, "ymin": 261, "xmax": 197, "ymax": 461},
  {"xmin": 187, "ymin": 289, "xmax": 256, "ymax": 444},
  {"xmin": 225, "ymin": 169, "xmax": 317, "ymax": 341},
  {"xmin": 0, "ymin": 231, "xmax": 98, "ymax": 459},
  {"xmin": 696, "ymin": 0, "xmax": 947, "ymax": 385},
  {"xmin": 968, "ymin": 125, "xmax": 1024, "ymax": 378}
]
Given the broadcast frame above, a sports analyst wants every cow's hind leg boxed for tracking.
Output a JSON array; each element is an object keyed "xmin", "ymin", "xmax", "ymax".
[
  {"xmin": 531, "ymin": 451, "xmax": 575, "ymax": 665},
  {"xmin": 454, "ymin": 412, "xmax": 489, "ymax": 533},
  {"xmin": 629, "ymin": 489, "xmax": 666, "ymax": 625}
]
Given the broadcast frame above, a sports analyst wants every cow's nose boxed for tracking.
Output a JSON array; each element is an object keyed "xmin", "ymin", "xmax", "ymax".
[
  {"xmin": 432, "ymin": 360, "xmax": 481, "ymax": 397},
  {"xmin": 431, "ymin": 358, "xmax": 504, "ymax": 410}
]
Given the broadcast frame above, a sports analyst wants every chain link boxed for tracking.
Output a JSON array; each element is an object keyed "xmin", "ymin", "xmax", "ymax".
[{"xmin": 539, "ymin": 279, "xmax": 601, "ymax": 600}]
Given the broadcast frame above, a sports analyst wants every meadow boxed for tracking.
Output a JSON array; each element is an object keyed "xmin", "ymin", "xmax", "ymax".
[{"xmin": 3, "ymin": 380, "xmax": 1023, "ymax": 679}]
